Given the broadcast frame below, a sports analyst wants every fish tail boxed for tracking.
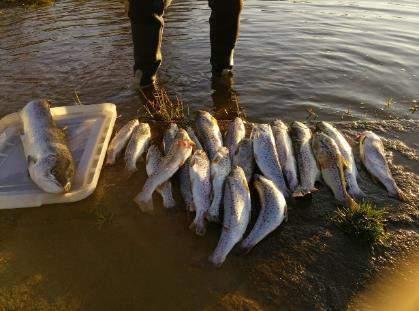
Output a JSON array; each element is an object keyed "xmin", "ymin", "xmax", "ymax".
[
  {"xmin": 125, "ymin": 162, "xmax": 138, "ymax": 174},
  {"xmin": 105, "ymin": 153, "xmax": 116, "ymax": 166},
  {"xmin": 292, "ymin": 186, "xmax": 317, "ymax": 197},
  {"xmin": 205, "ymin": 203, "xmax": 220, "ymax": 223},
  {"xmin": 189, "ymin": 214, "xmax": 207, "ymax": 236},
  {"xmin": 208, "ymin": 253, "xmax": 224, "ymax": 268},
  {"xmin": 159, "ymin": 183, "xmax": 176, "ymax": 208},
  {"xmin": 133, "ymin": 191, "xmax": 154, "ymax": 213},
  {"xmin": 345, "ymin": 195, "xmax": 359, "ymax": 210},
  {"xmin": 391, "ymin": 187, "xmax": 408, "ymax": 202},
  {"xmin": 238, "ymin": 240, "xmax": 254, "ymax": 255}
]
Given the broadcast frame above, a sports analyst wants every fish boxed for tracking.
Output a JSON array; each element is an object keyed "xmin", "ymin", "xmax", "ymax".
[
  {"xmin": 359, "ymin": 131, "xmax": 407, "ymax": 201},
  {"xmin": 232, "ymin": 138, "xmax": 255, "ymax": 183},
  {"xmin": 20, "ymin": 99, "xmax": 75, "ymax": 193},
  {"xmin": 145, "ymin": 144, "xmax": 176, "ymax": 208},
  {"xmin": 271, "ymin": 120, "xmax": 298, "ymax": 192},
  {"xmin": 163, "ymin": 123, "xmax": 179, "ymax": 155},
  {"xmin": 186, "ymin": 126, "xmax": 203, "ymax": 150},
  {"xmin": 106, "ymin": 119, "xmax": 139, "ymax": 165},
  {"xmin": 195, "ymin": 110, "xmax": 223, "ymax": 160},
  {"xmin": 316, "ymin": 121, "xmax": 363, "ymax": 198},
  {"xmin": 189, "ymin": 149, "xmax": 211, "ymax": 235},
  {"xmin": 208, "ymin": 166, "xmax": 251, "ymax": 267},
  {"xmin": 311, "ymin": 132, "xmax": 358, "ymax": 208},
  {"xmin": 252, "ymin": 124, "xmax": 290, "ymax": 197},
  {"xmin": 207, "ymin": 147, "xmax": 231, "ymax": 223},
  {"xmin": 224, "ymin": 117, "xmax": 245, "ymax": 160},
  {"xmin": 124, "ymin": 122, "xmax": 151, "ymax": 173},
  {"xmin": 178, "ymin": 158, "xmax": 195, "ymax": 212},
  {"xmin": 134, "ymin": 129, "xmax": 194, "ymax": 212},
  {"xmin": 240, "ymin": 174, "xmax": 287, "ymax": 252},
  {"xmin": 290, "ymin": 121, "xmax": 320, "ymax": 196}
]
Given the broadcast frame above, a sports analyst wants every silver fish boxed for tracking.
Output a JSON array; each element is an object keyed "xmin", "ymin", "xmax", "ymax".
[
  {"xmin": 290, "ymin": 121, "xmax": 320, "ymax": 196},
  {"xmin": 20, "ymin": 99, "xmax": 75, "ymax": 193},
  {"xmin": 312, "ymin": 132, "xmax": 358, "ymax": 208},
  {"xmin": 106, "ymin": 119, "xmax": 139, "ymax": 165},
  {"xmin": 208, "ymin": 166, "xmax": 251, "ymax": 267},
  {"xmin": 225, "ymin": 117, "xmax": 245, "ymax": 160},
  {"xmin": 359, "ymin": 131, "xmax": 407, "ymax": 201},
  {"xmin": 189, "ymin": 149, "xmax": 211, "ymax": 235},
  {"xmin": 272, "ymin": 120, "xmax": 298, "ymax": 192},
  {"xmin": 178, "ymin": 158, "xmax": 195, "ymax": 212},
  {"xmin": 195, "ymin": 110, "xmax": 223, "ymax": 160},
  {"xmin": 240, "ymin": 174, "xmax": 287, "ymax": 252},
  {"xmin": 124, "ymin": 123, "xmax": 151, "ymax": 173},
  {"xmin": 134, "ymin": 129, "xmax": 194, "ymax": 212},
  {"xmin": 207, "ymin": 147, "xmax": 231, "ymax": 223},
  {"xmin": 232, "ymin": 138, "xmax": 255, "ymax": 183},
  {"xmin": 186, "ymin": 126, "xmax": 203, "ymax": 150},
  {"xmin": 316, "ymin": 121, "xmax": 363, "ymax": 198},
  {"xmin": 163, "ymin": 123, "xmax": 179, "ymax": 155},
  {"xmin": 145, "ymin": 144, "xmax": 176, "ymax": 208},
  {"xmin": 252, "ymin": 124, "xmax": 290, "ymax": 197}
]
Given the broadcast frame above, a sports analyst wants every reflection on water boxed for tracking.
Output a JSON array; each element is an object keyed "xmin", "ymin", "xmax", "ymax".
[{"xmin": 0, "ymin": 0, "xmax": 418, "ymax": 122}]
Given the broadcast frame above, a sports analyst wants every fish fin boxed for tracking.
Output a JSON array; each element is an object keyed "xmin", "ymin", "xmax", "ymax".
[
  {"xmin": 292, "ymin": 186, "xmax": 317, "ymax": 197},
  {"xmin": 133, "ymin": 192, "xmax": 154, "ymax": 213},
  {"xmin": 345, "ymin": 196, "xmax": 359, "ymax": 210},
  {"xmin": 189, "ymin": 220, "xmax": 207, "ymax": 236},
  {"xmin": 390, "ymin": 187, "xmax": 408, "ymax": 202},
  {"xmin": 27, "ymin": 155, "xmax": 36, "ymax": 165},
  {"xmin": 284, "ymin": 205, "xmax": 289, "ymax": 222},
  {"xmin": 340, "ymin": 156, "xmax": 349, "ymax": 170},
  {"xmin": 238, "ymin": 243, "xmax": 253, "ymax": 256}
]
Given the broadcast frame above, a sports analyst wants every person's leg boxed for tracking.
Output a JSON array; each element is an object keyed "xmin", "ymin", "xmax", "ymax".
[
  {"xmin": 208, "ymin": 0, "xmax": 243, "ymax": 75},
  {"xmin": 129, "ymin": 0, "xmax": 171, "ymax": 87}
]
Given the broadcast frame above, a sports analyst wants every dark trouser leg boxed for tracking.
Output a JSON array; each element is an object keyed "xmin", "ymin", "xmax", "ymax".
[
  {"xmin": 208, "ymin": 0, "xmax": 243, "ymax": 74},
  {"xmin": 129, "ymin": 0, "xmax": 171, "ymax": 86}
]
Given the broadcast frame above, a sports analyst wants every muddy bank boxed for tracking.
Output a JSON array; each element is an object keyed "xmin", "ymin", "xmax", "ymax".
[{"xmin": 0, "ymin": 119, "xmax": 418, "ymax": 310}]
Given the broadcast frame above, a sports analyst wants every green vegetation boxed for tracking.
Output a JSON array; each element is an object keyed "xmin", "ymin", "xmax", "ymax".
[
  {"xmin": 0, "ymin": 0, "xmax": 55, "ymax": 8},
  {"xmin": 334, "ymin": 201, "xmax": 387, "ymax": 245}
]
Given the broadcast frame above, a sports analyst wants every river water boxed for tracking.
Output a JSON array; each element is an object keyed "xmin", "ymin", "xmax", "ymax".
[
  {"xmin": 0, "ymin": 0, "xmax": 418, "ymax": 122},
  {"xmin": 0, "ymin": 0, "xmax": 418, "ymax": 310}
]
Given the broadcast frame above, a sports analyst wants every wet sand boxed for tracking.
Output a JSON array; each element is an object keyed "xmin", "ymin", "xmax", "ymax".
[{"xmin": 0, "ymin": 119, "xmax": 417, "ymax": 310}]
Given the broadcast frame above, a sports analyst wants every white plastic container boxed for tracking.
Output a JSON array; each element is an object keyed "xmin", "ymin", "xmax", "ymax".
[{"xmin": 0, "ymin": 103, "xmax": 117, "ymax": 209}]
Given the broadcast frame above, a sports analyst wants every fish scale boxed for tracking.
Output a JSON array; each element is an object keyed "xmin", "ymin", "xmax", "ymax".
[
  {"xmin": 359, "ymin": 131, "xmax": 407, "ymax": 201},
  {"xmin": 145, "ymin": 144, "xmax": 176, "ymax": 208},
  {"xmin": 252, "ymin": 124, "xmax": 290, "ymax": 197},
  {"xmin": 207, "ymin": 147, "xmax": 231, "ymax": 223},
  {"xmin": 124, "ymin": 122, "xmax": 151, "ymax": 173},
  {"xmin": 290, "ymin": 121, "xmax": 320, "ymax": 196},
  {"xmin": 189, "ymin": 149, "xmax": 211, "ymax": 235},
  {"xmin": 134, "ymin": 129, "xmax": 193, "ymax": 212},
  {"xmin": 240, "ymin": 174, "xmax": 287, "ymax": 252},
  {"xmin": 312, "ymin": 132, "xmax": 357, "ymax": 208},
  {"xmin": 316, "ymin": 121, "xmax": 363, "ymax": 198},
  {"xmin": 209, "ymin": 166, "xmax": 251, "ymax": 267}
]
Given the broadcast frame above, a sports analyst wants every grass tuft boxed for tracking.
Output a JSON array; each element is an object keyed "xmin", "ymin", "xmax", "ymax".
[
  {"xmin": 141, "ymin": 88, "xmax": 187, "ymax": 121},
  {"xmin": 0, "ymin": 0, "xmax": 55, "ymax": 9},
  {"xmin": 334, "ymin": 201, "xmax": 387, "ymax": 245}
]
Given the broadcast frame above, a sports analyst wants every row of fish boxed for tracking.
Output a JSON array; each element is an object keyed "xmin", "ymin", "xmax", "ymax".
[{"xmin": 105, "ymin": 111, "xmax": 406, "ymax": 266}]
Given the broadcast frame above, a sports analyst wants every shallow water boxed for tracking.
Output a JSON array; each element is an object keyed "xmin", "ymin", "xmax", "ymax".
[
  {"xmin": 0, "ymin": 0, "xmax": 418, "ymax": 121},
  {"xmin": 0, "ymin": 0, "xmax": 418, "ymax": 309}
]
